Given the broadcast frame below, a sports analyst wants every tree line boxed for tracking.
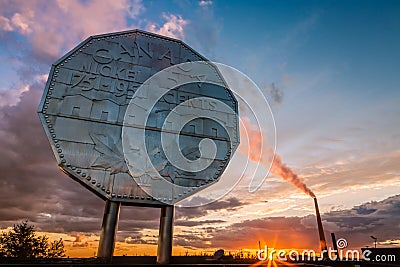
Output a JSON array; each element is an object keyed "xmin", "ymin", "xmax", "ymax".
[{"xmin": 0, "ymin": 221, "xmax": 65, "ymax": 258}]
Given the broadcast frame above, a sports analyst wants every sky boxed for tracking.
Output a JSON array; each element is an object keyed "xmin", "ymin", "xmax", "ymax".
[{"xmin": 0, "ymin": 0, "xmax": 400, "ymax": 258}]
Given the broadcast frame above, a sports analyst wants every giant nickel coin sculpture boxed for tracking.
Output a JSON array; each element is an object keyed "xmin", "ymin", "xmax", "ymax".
[{"xmin": 38, "ymin": 30, "xmax": 239, "ymax": 262}]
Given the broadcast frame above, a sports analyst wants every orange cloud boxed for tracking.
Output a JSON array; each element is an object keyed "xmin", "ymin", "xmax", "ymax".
[{"xmin": 0, "ymin": 15, "xmax": 13, "ymax": 31}]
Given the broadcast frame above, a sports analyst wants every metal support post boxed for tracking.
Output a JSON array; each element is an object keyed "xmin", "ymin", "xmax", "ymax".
[
  {"xmin": 97, "ymin": 200, "xmax": 121, "ymax": 263},
  {"xmin": 157, "ymin": 205, "xmax": 174, "ymax": 264},
  {"xmin": 331, "ymin": 233, "xmax": 339, "ymax": 259}
]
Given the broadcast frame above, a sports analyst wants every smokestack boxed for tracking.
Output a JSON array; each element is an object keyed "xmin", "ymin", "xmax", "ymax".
[
  {"xmin": 314, "ymin": 197, "xmax": 327, "ymax": 253},
  {"xmin": 331, "ymin": 233, "xmax": 339, "ymax": 258}
]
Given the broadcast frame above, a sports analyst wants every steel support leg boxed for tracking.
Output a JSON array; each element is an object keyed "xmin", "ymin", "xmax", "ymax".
[
  {"xmin": 157, "ymin": 205, "xmax": 174, "ymax": 264},
  {"xmin": 97, "ymin": 200, "xmax": 121, "ymax": 263}
]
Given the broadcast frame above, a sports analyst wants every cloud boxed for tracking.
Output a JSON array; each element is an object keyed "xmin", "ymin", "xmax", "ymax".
[
  {"xmin": 10, "ymin": 12, "xmax": 32, "ymax": 34},
  {"xmin": 0, "ymin": 12, "xmax": 32, "ymax": 34},
  {"xmin": 173, "ymin": 215, "xmax": 320, "ymax": 250},
  {"xmin": 174, "ymin": 195, "xmax": 400, "ymax": 251},
  {"xmin": 175, "ymin": 220, "xmax": 225, "ymax": 227},
  {"xmin": 0, "ymin": 0, "xmax": 143, "ymax": 63},
  {"xmin": 126, "ymin": 0, "xmax": 145, "ymax": 19},
  {"xmin": 322, "ymin": 194, "xmax": 400, "ymax": 248},
  {"xmin": 266, "ymin": 83, "xmax": 284, "ymax": 104},
  {"xmin": 0, "ymin": 79, "xmax": 105, "ymax": 233},
  {"xmin": 0, "ymin": 83, "xmax": 29, "ymax": 108},
  {"xmin": 176, "ymin": 197, "xmax": 246, "ymax": 220},
  {"xmin": 299, "ymin": 151, "xmax": 400, "ymax": 199},
  {"xmin": 0, "ymin": 15, "xmax": 13, "ymax": 31},
  {"xmin": 199, "ymin": 0, "xmax": 213, "ymax": 7},
  {"xmin": 124, "ymin": 235, "xmax": 157, "ymax": 245},
  {"xmin": 146, "ymin": 13, "xmax": 188, "ymax": 40}
]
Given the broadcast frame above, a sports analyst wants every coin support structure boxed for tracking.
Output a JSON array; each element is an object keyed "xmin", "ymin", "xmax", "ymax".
[
  {"xmin": 157, "ymin": 206, "xmax": 174, "ymax": 264},
  {"xmin": 97, "ymin": 200, "xmax": 121, "ymax": 263}
]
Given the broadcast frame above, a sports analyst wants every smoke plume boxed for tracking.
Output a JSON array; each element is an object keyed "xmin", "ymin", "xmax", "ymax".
[
  {"xmin": 267, "ymin": 83, "xmax": 284, "ymax": 104},
  {"xmin": 240, "ymin": 117, "xmax": 315, "ymax": 198},
  {"xmin": 270, "ymin": 154, "xmax": 315, "ymax": 198}
]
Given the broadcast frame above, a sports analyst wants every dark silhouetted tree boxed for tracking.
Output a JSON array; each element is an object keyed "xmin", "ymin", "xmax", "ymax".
[
  {"xmin": 47, "ymin": 238, "xmax": 65, "ymax": 258},
  {"xmin": 0, "ymin": 221, "xmax": 65, "ymax": 259}
]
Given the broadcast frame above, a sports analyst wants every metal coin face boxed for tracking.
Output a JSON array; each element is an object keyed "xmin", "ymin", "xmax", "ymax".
[{"xmin": 38, "ymin": 30, "xmax": 239, "ymax": 205}]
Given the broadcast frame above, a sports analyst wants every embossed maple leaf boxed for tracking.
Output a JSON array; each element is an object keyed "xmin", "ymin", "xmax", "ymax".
[
  {"xmin": 90, "ymin": 133, "xmax": 129, "ymax": 175},
  {"xmin": 127, "ymin": 147, "xmax": 168, "ymax": 179}
]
